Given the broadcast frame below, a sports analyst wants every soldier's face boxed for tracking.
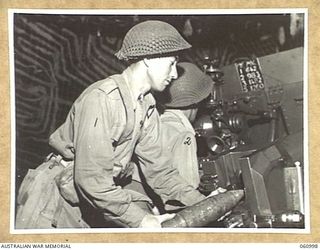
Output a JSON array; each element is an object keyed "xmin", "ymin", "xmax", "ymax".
[{"xmin": 145, "ymin": 56, "xmax": 178, "ymax": 92}]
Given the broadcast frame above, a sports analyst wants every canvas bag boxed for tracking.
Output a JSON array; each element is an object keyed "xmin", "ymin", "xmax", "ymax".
[{"xmin": 15, "ymin": 155, "xmax": 89, "ymax": 229}]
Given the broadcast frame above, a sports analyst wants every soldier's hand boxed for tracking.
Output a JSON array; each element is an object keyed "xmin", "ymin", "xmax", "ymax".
[
  {"xmin": 207, "ymin": 187, "xmax": 227, "ymax": 198},
  {"xmin": 61, "ymin": 143, "xmax": 75, "ymax": 160},
  {"xmin": 139, "ymin": 213, "xmax": 176, "ymax": 228}
]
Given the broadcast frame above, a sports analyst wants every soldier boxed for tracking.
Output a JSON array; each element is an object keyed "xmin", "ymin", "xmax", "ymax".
[
  {"xmin": 45, "ymin": 20, "xmax": 207, "ymax": 228},
  {"xmin": 156, "ymin": 62, "xmax": 213, "ymax": 189}
]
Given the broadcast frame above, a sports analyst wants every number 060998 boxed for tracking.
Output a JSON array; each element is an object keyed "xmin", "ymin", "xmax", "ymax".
[{"xmin": 300, "ymin": 244, "xmax": 318, "ymax": 248}]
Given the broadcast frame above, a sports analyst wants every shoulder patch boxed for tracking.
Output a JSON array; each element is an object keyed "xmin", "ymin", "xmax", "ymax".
[{"xmin": 183, "ymin": 136, "xmax": 192, "ymax": 145}]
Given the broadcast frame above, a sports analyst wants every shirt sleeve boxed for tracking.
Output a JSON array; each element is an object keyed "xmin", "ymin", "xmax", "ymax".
[
  {"xmin": 73, "ymin": 90, "xmax": 148, "ymax": 227},
  {"xmin": 48, "ymin": 106, "xmax": 75, "ymax": 157},
  {"xmin": 171, "ymin": 131, "xmax": 200, "ymax": 189},
  {"xmin": 134, "ymin": 108, "xmax": 205, "ymax": 206}
]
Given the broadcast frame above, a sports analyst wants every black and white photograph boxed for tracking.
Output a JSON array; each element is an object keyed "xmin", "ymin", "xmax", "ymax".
[{"xmin": 9, "ymin": 9, "xmax": 308, "ymax": 234}]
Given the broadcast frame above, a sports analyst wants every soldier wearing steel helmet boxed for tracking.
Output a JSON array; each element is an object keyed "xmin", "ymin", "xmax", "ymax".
[
  {"xmin": 47, "ymin": 20, "xmax": 207, "ymax": 228},
  {"xmin": 156, "ymin": 62, "xmax": 213, "ymax": 189},
  {"xmin": 151, "ymin": 62, "xmax": 226, "ymax": 212}
]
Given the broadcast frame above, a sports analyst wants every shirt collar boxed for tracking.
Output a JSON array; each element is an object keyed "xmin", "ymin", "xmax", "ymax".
[{"xmin": 164, "ymin": 109, "xmax": 195, "ymax": 135}]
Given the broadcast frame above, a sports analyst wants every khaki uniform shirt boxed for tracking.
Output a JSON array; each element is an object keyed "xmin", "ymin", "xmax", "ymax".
[
  {"xmin": 49, "ymin": 68, "xmax": 205, "ymax": 227},
  {"xmin": 160, "ymin": 110, "xmax": 200, "ymax": 188}
]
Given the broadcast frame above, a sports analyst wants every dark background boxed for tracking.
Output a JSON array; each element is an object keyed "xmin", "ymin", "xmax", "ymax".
[{"xmin": 14, "ymin": 13, "xmax": 304, "ymax": 191}]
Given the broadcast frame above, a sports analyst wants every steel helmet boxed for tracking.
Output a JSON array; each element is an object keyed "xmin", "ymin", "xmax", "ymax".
[
  {"xmin": 115, "ymin": 20, "xmax": 191, "ymax": 60},
  {"xmin": 159, "ymin": 62, "xmax": 213, "ymax": 108}
]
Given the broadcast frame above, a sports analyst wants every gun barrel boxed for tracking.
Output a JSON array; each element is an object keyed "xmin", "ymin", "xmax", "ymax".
[{"xmin": 162, "ymin": 190, "xmax": 244, "ymax": 228}]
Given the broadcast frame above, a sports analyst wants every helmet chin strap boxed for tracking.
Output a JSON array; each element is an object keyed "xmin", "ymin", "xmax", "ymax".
[{"xmin": 143, "ymin": 59, "xmax": 149, "ymax": 68}]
